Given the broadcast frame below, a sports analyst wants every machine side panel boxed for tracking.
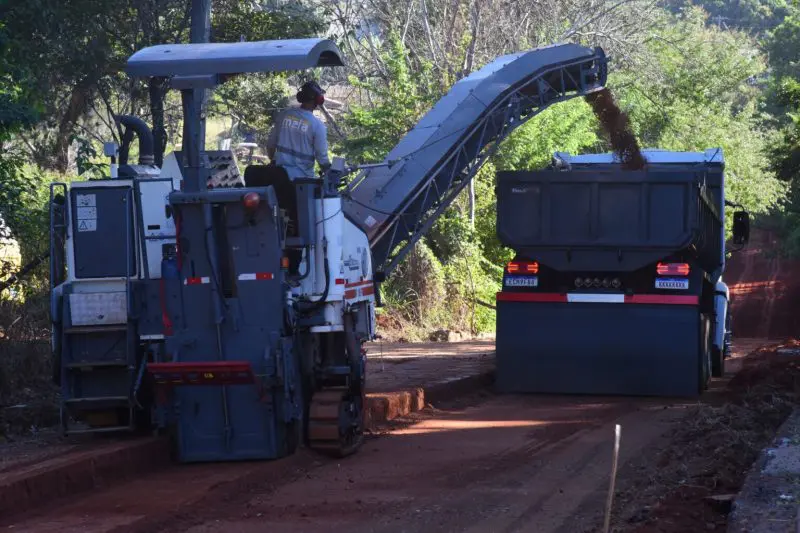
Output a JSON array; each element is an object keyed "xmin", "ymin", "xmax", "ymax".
[
  {"xmin": 71, "ymin": 186, "xmax": 136, "ymax": 279},
  {"xmin": 137, "ymin": 179, "xmax": 176, "ymax": 279},
  {"xmin": 163, "ymin": 194, "xmax": 291, "ymax": 461}
]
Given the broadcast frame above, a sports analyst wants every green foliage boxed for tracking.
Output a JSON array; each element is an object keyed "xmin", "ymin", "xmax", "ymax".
[
  {"xmin": 766, "ymin": 14, "xmax": 800, "ymax": 79},
  {"xmin": 614, "ymin": 7, "xmax": 786, "ymax": 218},
  {"xmin": 336, "ymin": 33, "xmax": 440, "ymax": 164},
  {"xmin": 0, "ymin": 164, "xmax": 64, "ymax": 262},
  {"xmin": 212, "ymin": 74, "xmax": 292, "ymax": 147},
  {"xmin": 666, "ymin": 0, "xmax": 795, "ymax": 35},
  {"xmin": 208, "ymin": 0, "xmax": 326, "ymax": 146},
  {"xmin": 212, "ymin": 0, "xmax": 324, "ymax": 42},
  {"xmin": 760, "ymin": 9, "xmax": 800, "ymax": 255},
  {"xmin": 496, "ymin": 100, "xmax": 600, "ymax": 171}
]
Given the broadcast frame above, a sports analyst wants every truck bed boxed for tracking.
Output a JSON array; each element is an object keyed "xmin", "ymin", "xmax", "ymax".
[{"xmin": 495, "ymin": 162, "xmax": 724, "ymax": 274}]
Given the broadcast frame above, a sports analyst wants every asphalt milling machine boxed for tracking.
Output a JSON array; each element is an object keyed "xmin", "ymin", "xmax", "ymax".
[{"xmin": 48, "ymin": 38, "xmax": 609, "ymax": 462}]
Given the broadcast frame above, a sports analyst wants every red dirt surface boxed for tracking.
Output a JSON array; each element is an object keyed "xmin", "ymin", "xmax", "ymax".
[
  {"xmin": 3, "ymin": 341, "xmax": 763, "ymax": 533},
  {"xmin": 0, "ymin": 340, "xmax": 493, "ymax": 525},
  {"xmin": 611, "ymin": 342, "xmax": 800, "ymax": 533}
]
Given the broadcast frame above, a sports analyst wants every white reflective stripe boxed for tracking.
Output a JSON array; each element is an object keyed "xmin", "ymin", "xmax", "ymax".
[
  {"xmin": 183, "ymin": 276, "xmax": 210, "ymax": 285},
  {"xmin": 237, "ymin": 273, "xmax": 274, "ymax": 281},
  {"xmin": 566, "ymin": 293, "xmax": 625, "ymax": 303}
]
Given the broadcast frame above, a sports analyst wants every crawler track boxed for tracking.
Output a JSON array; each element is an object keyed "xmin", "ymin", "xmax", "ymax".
[{"xmin": 307, "ymin": 387, "xmax": 364, "ymax": 457}]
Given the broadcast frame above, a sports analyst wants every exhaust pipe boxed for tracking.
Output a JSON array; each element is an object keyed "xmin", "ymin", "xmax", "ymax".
[{"xmin": 116, "ymin": 115, "xmax": 155, "ymax": 166}]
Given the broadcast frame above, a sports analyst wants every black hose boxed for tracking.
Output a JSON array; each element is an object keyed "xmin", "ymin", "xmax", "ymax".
[
  {"xmin": 116, "ymin": 115, "xmax": 155, "ymax": 165},
  {"xmin": 317, "ymin": 255, "xmax": 330, "ymax": 309},
  {"xmin": 296, "ymin": 243, "xmax": 330, "ymax": 314}
]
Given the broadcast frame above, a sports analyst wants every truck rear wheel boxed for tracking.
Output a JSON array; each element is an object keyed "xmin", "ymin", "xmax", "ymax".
[
  {"xmin": 698, "ymin": 314, "xmax": 711, "ymax": 393},
  {"xmin": 711, "ymin": 346, "xmax": 724, "ymax": 378}
]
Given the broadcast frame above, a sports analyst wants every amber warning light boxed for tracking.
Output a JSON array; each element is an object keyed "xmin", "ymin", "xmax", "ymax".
[
  {"xmin": 506, "ymin": 261, "xmax": 539, "ymax": 274},
  {"xmin": 656, "ymin": 262, "xmax": 690, "ymax": 276},
  {"xmin": 242, "ymin": 192, "xmax": 260, "ymax": 211}
]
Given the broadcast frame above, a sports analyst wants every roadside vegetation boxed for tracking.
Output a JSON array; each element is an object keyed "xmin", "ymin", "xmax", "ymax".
[{"xmin": 1, "ymin": 1, "xmax": 800, "ymax": 429}]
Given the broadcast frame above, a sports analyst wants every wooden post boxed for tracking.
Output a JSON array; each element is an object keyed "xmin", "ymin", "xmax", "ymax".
[{"xmin": 603, "ymin": 424, "xmax": 621, "ymax": 533}]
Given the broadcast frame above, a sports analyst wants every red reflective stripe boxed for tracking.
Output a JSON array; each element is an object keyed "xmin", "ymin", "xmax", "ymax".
[
  {"xmin": 345, "ymin": 279, "xmax": 373, "ymax": 288},
  {"xmin": 625, "ymin": 294, "xmax": 699, "ymax": 305},
  {"xmin": 496, "ymin": 292, "xmax": 567, "ymax": 303},
  {"xmin": 335, "ymin": 278, "xmax": 345, "ymax": 285},
  {"xmin": 149, "ymin": 361, "xmax": 253, "ymax": 372},
  {"xmin": 255, "ymin": 272, "xmax": 273, "ymax": 280},
  {"xmin": 344, "ymin": 289, "xmax": 357, "ymax": 299},
  {"xmin": 361, "ymin": 286, "xmax": 374, "ymax": 296},
  {"xmin": 159, "ymin": 278, "xmax": 173, "ymax": 336}
]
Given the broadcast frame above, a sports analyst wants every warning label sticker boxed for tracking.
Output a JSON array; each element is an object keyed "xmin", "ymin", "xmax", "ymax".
[
  {"xmin": 76, "ymin": 194, "xmax": 98, "ymax": 232},
  {"xmin": 76, "ymin": 194, "xmax": 96, "ymax": 207},
  {"xmin": 77, "ymin": 219, "xmax": 97, "ymax": 232},
  {"xmin": 77, "ymin": 206, "xmax": 97, "ymax": 220}
]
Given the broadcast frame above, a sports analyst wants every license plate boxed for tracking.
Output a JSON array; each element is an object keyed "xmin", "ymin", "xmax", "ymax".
[
  {"xmin": 655, "ymin": 277, "xmax": 689, "ymax": 290},
  {"xmin": 504, "ymin": 276, "xmax": 538, "ymax": 288}
]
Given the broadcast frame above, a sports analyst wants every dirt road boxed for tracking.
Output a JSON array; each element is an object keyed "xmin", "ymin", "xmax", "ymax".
[
  {"xmin": 6, "ymin": 341, "xmax": 760, "ymax": 533},
  {"xmin": 6, "ymin": 229, "xmax": 800, "ymax": 532}
]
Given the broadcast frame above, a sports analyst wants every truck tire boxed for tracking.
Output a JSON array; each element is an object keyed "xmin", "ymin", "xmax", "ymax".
[
  {"xmin": 711, "ymin": 345, "xmax": 724, "ymax": 377},
  {"xmin": 698, "ymin": 314, "xmax": 711, "ymax": 393}
]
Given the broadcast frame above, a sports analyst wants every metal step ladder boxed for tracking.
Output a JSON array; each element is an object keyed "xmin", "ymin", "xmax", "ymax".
[
  {"xmin": 56, "ymin": 187, "xmax": 140, "ymax": 435},
  {"xmin": 59, "ymin": 299, "xmax": 138, "ymax": 435}
]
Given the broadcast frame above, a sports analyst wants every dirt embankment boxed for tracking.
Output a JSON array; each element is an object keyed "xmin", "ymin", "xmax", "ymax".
[
  {"xmin": 725, "ymin": 228, "xmax": 800, "ymax": 339},
  {"xmin": 609, "ymin": 342, "xmax": 800, "ymax": 533}
]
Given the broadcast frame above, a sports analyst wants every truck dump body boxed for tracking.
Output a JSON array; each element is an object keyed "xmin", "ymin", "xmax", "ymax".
[
  {"xmin": 495, "ymin": 150, "xmax": 725, "ymax": 397},
  {"xmin": 496, "ymin": 153, "xmax": 724, "ymax": 275}
]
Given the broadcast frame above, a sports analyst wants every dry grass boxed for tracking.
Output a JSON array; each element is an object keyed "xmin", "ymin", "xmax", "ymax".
[{"xmin": 0, "ymin": 290, "xmax": 59, "ymax": 438}]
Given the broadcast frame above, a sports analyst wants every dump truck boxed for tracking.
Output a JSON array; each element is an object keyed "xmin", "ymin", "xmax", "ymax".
[
  {"xmin": 49, "ymin": 36, "xmax": 608, "ymax": 462},
  {"xmin": 495, "ymin": 149, "xmax": 750, "ymax": 396}
]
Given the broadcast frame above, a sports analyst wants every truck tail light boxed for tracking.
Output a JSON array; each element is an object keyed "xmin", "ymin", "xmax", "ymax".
[
  {"xmin": 507, "ymin": 261, "xmax": 539, "ymax": 274},
  {"xmin": 656, "ymin": 262, "xmax": 690, "ymax": 276}
]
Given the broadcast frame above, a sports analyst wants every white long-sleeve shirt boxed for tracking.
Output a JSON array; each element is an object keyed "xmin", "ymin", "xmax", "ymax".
[{"xmin": 265, "ymin": 107, "xmax": 330, "ymax": 179}]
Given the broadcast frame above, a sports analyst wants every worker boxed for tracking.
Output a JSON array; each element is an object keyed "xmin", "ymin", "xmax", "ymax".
[{"xmin": 265, "ymin": 80, "xmax": 331, "ymax": 179}]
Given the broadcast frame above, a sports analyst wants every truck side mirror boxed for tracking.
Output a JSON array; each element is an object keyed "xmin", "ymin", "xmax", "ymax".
[{"xmin": 732, "ymin": 211, "xmax": 750, "ymax": 245}]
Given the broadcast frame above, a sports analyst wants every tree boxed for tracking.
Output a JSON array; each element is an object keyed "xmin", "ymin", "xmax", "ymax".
[
  {"xmin": 612, "ymin": 7, "xmax": 786, "ymax": 217},
  {"xmin": 665, "ymin": 0, "xmax": 794, "ymax": 35},
  {"xmin": 335, "ymin": 33, "xmax": 439, "ymax": 164}
]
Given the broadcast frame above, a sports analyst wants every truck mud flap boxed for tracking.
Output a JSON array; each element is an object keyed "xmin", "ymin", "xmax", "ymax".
[{"xmin": 496, "ymin": 299, "xmax": 702, "ymax": 397}]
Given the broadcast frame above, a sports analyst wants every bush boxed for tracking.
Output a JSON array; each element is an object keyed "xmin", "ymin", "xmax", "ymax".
[{"xmin": 0, "ymin": 284, "xmax": 58, "ymax": 437}]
